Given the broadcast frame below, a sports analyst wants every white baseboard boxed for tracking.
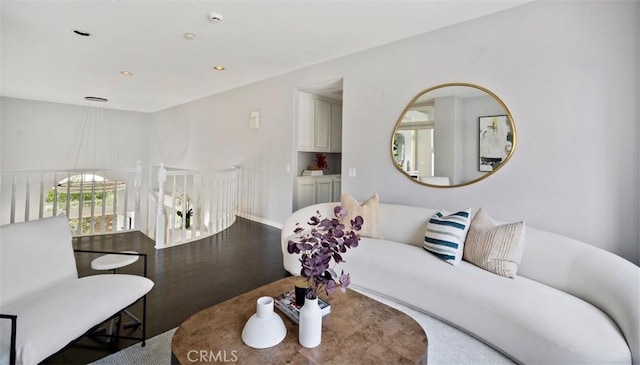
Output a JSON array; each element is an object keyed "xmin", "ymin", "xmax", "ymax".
[{"xmin": 235, "ymin": 212, "xmax": 283, "ymax": 229}]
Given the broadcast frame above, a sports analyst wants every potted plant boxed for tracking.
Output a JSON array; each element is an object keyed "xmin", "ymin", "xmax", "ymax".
[
  {"xmin": 287, "ymin": 206, "xmax": 362, "ymax": 347},
  {"xmin": 176, "ymin": 208, "xmax": 193, "ymax": 229},
  {"xmin": 315, "ymin": 153, "xmax": 328, "ymax": 171},
  {"xmin": 174, "ymin": 192, "xmax": 192, "ymax": 229}
]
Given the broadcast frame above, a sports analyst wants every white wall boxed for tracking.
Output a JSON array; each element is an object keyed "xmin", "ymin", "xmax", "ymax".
[
  {"xmin": 339, "ymin": 1, "xmax": 639, "ymax": 263},
  {"xmin": 149, "ymin": 77, "xmax": 297, "ymax": 227},
  {"xmin": 433, "ymin": 96, "xmax": 458, "ymax": 182},
  {"xmin": 2, "ymin": 2, "xmax": 637, "ymax": 263},
  {"xmin": 1, "ymin": 97, "xmax": 151, "ymax": 171},
  {"xmin": 150, "ymin": 1, "xmax": 638, "ymax": 263}
]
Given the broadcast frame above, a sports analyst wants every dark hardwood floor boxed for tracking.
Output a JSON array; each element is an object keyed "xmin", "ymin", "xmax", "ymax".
[{"xmin": 46, "ymin": 217, "xmax": 289, "ymax": 364}]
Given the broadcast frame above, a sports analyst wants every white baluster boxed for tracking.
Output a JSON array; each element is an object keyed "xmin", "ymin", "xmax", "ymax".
[
  {"xmin": 10, "ymin": 174, "xmax": 16, "ymax": 224},
  {"xmin": 155, "ymin": 164, "xmax": 167, "ymax": 249},
  {"xmin": 193, "ymin": 175, "xmax": 199, "ymax": 237},
  {"xmin": 123, "ymin": 172, "xmax": 129, "ymax": 231},
  {"xmin": 111, "ymin": 171, "xmax": 118, "ymax": 233},
  {"xmin": 216, "ymin": 176, "xmax": 222, "ymax": 232},
  {"xmin": 209, "ymin": 177, "xmax": 215, "ymax": 234},
  {"xmin": 77, "ymin": 172, "xmax": 84, "ymax": 236},
  {"xmin": 38, "ymin": 173, "xmax": 44, "ymax": 219},
  {"xmin": 181, "ymin": 175, "xmax": 187, "ymax": 243},
  {"xmin": 89, "ymin": 172, "xmax": 96, "ymax": 234},
  {"xmin": 65, "ymin": 171, "xmax": 71, "ymax": 217},
  {"xmin": 134, "ymin": 160, "xmax": 142, "ymax": 231},
  {"xmin": 101, "ymin": 176, "xmax": 107, "ymax": 232},
  {"xmin": 232, "ymin": 169, "xmax": 238, "ymax": 222},
  {"xmin": 170, "ymin": 174, "xmax": 177, "ymax": 245},
  {"xmin": 24, "ymin": 173, "xmax": 30, "ymax": 222},
  {"xmin": 53, "ymin": 172, "xmax": 59, "ymax": 216}
]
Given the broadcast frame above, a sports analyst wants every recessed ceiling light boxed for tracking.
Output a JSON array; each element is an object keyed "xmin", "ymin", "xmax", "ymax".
[
  {"xmin": 121, "ymin": 71, "xmax": 133, "ymax": 76},
  {"xmin": 73, "ymin": 29, "xmax": 91, "ymax": 37},
  {"xmin": 208, "ymin": 12, "xmax": 223, "ymax": 23},
  {"xmin": 213, "ymin": 66, "xmax": 225, "ymax": 71},
  {"xmin": 184, "ymin": 33, "xmax": 196, "ymax": 40},
  {"xmin": 84, "ymin": 96, "xmax": 108, "ymax": 102}
]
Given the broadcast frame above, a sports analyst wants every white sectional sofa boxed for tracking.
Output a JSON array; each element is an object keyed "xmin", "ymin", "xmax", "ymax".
[
  {"xmin": 282, "ymin": 202, "xmax": 640, "ymax": 365},
  {"xmin": 0, "ymin": 215, "xmax": 154, "ymax": 365}
]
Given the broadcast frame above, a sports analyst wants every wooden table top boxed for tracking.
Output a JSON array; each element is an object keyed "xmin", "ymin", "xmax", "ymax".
[{"xmin": 171, "ymin": 276, "xmax": 428, "ymax": 364}]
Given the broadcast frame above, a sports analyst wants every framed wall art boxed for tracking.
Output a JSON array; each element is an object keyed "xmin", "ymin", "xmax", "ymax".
[{"xmin": 479, "ymin": 115, "xmax": 513, "ymax": 172}]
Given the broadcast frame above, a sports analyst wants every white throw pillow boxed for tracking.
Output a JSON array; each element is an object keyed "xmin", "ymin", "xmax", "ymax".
[
  {"xmin": 423, "ymin": 209, "xmax": 471, "ymax": 265},
  {"xmin": 463, "ymin": 208, "xmax": 525, "ymax": 278}
]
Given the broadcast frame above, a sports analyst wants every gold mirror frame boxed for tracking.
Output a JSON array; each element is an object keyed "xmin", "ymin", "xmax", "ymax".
[{"xmin": 391, "ymin": 82, "xmax": 517, "ymax": 188}]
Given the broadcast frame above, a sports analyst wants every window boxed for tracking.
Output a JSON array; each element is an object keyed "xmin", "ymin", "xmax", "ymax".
[{"xmin": 46, "ymin": 174, "xmax": 124, "ymax": 234}]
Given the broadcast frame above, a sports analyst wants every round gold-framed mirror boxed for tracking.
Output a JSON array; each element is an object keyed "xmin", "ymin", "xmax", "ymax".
[{"xmin": 391, "ymin": 83, "xmax": 516, "ymax": 188}]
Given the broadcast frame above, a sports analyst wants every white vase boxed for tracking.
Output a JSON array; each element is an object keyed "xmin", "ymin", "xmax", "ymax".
[
  {"xmin": 241, "ymin": 296, "xmax": 287, "ymax": 349},
  {"xmin": 299, "ymin": 297, "xmax": 322, "ymax": 348}
]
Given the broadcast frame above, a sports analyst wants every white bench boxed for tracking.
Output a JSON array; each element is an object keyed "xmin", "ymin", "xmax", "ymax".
[{"xmin": 0, "ymin": 215, "xmax": 154, "ymax": 365}]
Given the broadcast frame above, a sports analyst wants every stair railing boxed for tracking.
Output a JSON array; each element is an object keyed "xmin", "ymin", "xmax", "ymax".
[
  {"xmin": 149, "ymin": 165, "xmax": 239, "ymax": 249},
  {"xmin": 0, "ymin": 163, "xmax": 143, "ymax": 236}
]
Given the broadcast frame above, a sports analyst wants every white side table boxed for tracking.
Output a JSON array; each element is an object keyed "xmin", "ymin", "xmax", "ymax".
[
  {"xmin": 91, "ymin": 251, "xmax": 142, "ymax": 339},
  {"xmin": 91, "ymin": 251, "xmax": 139, "ymax": 272}
]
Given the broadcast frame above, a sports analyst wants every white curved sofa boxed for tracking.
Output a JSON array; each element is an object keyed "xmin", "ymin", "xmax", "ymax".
[{"xmin": 282, "ymin": 202, "xmax": 640, "ymax": 365}]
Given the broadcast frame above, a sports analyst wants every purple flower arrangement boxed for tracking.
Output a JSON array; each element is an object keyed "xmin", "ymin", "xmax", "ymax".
[{"xmin": 287, "ymin": 206, "xmax": 363, "ymax": 299}]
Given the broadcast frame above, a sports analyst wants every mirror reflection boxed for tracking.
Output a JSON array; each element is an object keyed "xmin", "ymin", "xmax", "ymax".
[{"xmin": 392, "ymin": 83, "xmax": 516, "ymax": 187}]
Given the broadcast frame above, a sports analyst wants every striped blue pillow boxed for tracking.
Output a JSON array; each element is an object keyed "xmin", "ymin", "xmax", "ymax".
[{"xmin": 423, "ymin": 209, "xmax": 471, "ymax": 265}]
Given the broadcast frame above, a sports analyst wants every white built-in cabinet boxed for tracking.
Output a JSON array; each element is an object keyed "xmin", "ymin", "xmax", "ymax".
[
  {"xmin": 296, "ymin": 175, "xmax": 341, "ymax": 210},
  {"xmin": 298, "ymin": 92, "xmax": 342, "ymax": 153},
  {"xmin": 332, "ymin": 176, "xmax": 341, "ymax": 202},
  {"xmin": 296, "ymin": 178, "xmax": 316, "ymax": 210}
]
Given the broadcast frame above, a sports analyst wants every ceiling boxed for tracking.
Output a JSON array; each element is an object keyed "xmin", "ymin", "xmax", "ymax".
[{"xmin": 0, "ymin": 1, "xmax": 533, "ymax": 113}]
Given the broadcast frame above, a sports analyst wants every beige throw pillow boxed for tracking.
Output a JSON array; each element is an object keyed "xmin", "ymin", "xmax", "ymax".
[
  {"xmin": 463, "ymin": 208, "xmax": 525, "ymax": 278},
  {"xmin": 340, "ymin": 193, "xmax": 383, "ymax": 239}
]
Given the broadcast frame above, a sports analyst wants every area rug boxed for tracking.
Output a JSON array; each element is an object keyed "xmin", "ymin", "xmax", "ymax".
[
  {"xmin": 92, "ymin": 288, "xmax": 514, "ymax": 365},
  {"xmin": 352, "ymin": 288, "xmax": 514, "ymax": 365},
  {"xmin": 90, "ymin": 328, "xmax": 176, "ymax": 365}
]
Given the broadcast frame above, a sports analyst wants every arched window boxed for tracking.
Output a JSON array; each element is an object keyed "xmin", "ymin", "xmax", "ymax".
[{"xmin": 45, "ymin": 174, "xmax": 125, "ymax": 234}]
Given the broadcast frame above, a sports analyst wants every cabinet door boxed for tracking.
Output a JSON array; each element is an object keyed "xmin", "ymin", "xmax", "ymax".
[
  {"xmin": 314, "ymin": 99, "xmax": 331, "ymax": 152},
  {"xmin": 298, "ymin": 92, "xmax": 315, "ymax": 151},
  {"xmin": 315, "ymin": 177, "xmax": 333, "ymax": 204},
  {"xmin": 330, "ymin": 103, "xmax": 342, "ymax": 152},
  {"xmin": 297, "ymin": 178, "xmax": 316, "ymax": 210},
  {"xmin": 332, "ymin": 177, "xmax": 341, "ymax": 202}
]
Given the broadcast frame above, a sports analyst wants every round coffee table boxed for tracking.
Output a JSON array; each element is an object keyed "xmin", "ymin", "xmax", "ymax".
[{"xmin": 172, "ymin": 276, "xmax": 428, "ymax": 364}]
